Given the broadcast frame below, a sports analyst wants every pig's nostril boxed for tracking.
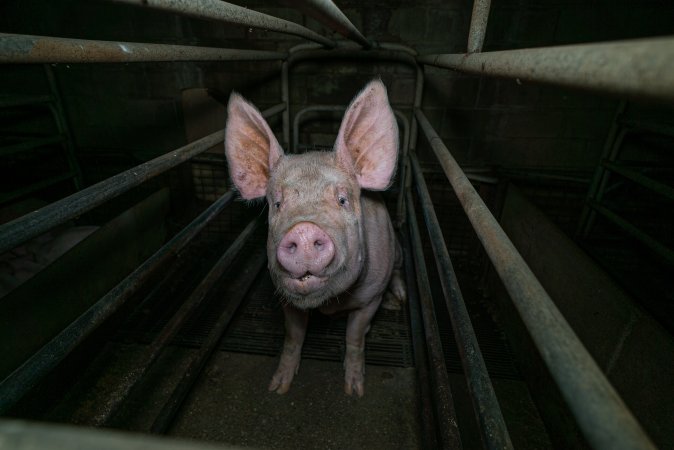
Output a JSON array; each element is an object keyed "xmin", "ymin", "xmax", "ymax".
[
  {"xmin": 286, "ymin": 243, "xmax": 297, "ymax": 254},
  {"xmin": 314, "ymin": 240, "xmax": 324, "ymax": 250}
]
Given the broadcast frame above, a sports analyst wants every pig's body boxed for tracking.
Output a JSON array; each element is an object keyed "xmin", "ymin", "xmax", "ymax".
[{"xmin": 225, "ymin": 80, "xmax": 405, "ymax": 396}]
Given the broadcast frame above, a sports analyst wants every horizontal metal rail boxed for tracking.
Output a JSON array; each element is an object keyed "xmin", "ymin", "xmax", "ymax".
[
  {"xmin": 0, "ymin": 419, "xmax": 235, "ymax": 450},
  {"xmin": 0, "ymin": 103, "xmax": 284, "ymax": 255},
  {"xmin": 151, "ymin": 250, "xmax": 267, "ymax": 434},
  {"xmin": 405, "ymin": 193, "xmax": 462, "ymax": 449},
  {"xmin": 0, "ymin": 135, "xmax": 65, "ymax": 157},
  {"xmin": 418, "ymin": 37, "xmax": 674, "ymax": 103},
  {"xmin": 108, "ymin": 0, "xmax": 334, "ymax": 48},
  {"xmin": 278, "ymin": 0, "xmax": 371, "ymax": 48},
  {"xmin": 410, "ymin": 156, "xmax": 513, "ymax": 450},
  {"xmin": 414, "ymin": 107, "xmax": 657, "ymax": 450},
  {"xmin": 467, "ymin": 0, "xmax": 491, "ymax": 53},
  {"xmin": 291, "ymin": 105, "xmax": 409, "ymax": 156},
  {"xmin": 588, "ymin": 201, "xmax": 674, "ymax": 265},
  {"xmin": 0, "ymin": 171, "xmax": 76, "ymax": 205},
  {"xmin": 0, "ymin": 190, "xmax": 235, "ymax": 413},
  {"xmin": 602, "ymin": 161, "xmax": 674, "ymax": 201},
  {"xmin": 96, "ymin": 216, "xmax": 261, "ymax": 426},
  {"xmin": 0, "ymin": 94, "xmax": 54, "ymax": 108},
  {"xmin": 0, "ymin": 33, "xmax": 286, "ymax": 64}
]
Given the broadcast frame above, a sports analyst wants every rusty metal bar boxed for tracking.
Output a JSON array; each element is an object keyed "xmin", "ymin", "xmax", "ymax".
[
  {"xmin": 400, "ymin": 230, "xmax": 440, "ymax": 449},
  {"xmin": 108, "ymin": 0, "xmax": 334, "ymax": 48},
  {"xmin": 467, "ymin": 0, "xmax": 491, "ymax": 53},
  {"xmin": 0, "ymin": 191, "xmax": 235, "ymax": 414},
  {"xmin": 0, "ymin": 419, "xmax": 237, "ymax": 450},
  {"xmin": 291, "ymin": 105, "xmax": 409, "ymax": 155},
  {"xmin": 601, "ymin": 162, "xmax": 674, "ymax": 201},
  {"xmin": 410, "ymin": 155, "xmax": 513, "ymax": 450},
  {"xmin": 95, "ymin": 216, "xmax": 261, "ymax": 426},
  {"xmin": 278, "ymin": 0, "xmax": 371, "ymax": 48},
  {"xmin": 150, "ymin": 250, "xmax": 266, "ymax": 434},
  {"xmin": 414, "ymin": 107, "xmax": 657, "ymax": 450},
  {"xmin": 588, "ymin": 201, "xmax": 674, "ymax": 265},
  {"xmin": 405, "ymin": 192, "xmax": 463, "ymax": 449},
  {"xmin": 0, "ymin": 103, "xmax": 283, "ymax": 256},
  {"xmin": 0, "ymin": 33, "xmax": 286, "ymax": 64},
  {"xmin": 418, "ymin": 37, "xmax": 674, "ymax": 103}
]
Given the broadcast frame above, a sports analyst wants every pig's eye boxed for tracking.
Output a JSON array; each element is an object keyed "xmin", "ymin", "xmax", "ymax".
[
  {"xmin": 338, "ymin": 196, "xmax": 347, "ymax": 206},
  {"xmin": 274, "ymin": 201, "xmax": 281, "ymax": 210}
]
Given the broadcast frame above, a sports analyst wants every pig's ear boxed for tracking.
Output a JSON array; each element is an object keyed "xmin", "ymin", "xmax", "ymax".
[
  {"xmin": 335, "ymin": 80, "xmax": 399, "ymax": 190},
  {"xmin": 225, "ymin": 92, "xmax": 284, "ymax": 199}
]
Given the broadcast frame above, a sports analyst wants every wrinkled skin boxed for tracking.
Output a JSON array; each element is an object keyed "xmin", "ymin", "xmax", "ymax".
[{"xmin": 225, "ymin": 80, "xmax": 406, "ymax": 396}]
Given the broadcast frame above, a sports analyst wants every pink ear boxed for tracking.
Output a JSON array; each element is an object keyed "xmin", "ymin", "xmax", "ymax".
[
  {"xmin": 335, "ymin": 80, "xmax": 399, "ymax": 190},
  {"xmin": 225, "ymin": 93, "xmax": 284, "ymax": 199}
]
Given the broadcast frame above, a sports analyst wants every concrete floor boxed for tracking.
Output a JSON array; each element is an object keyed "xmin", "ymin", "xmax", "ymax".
[{"xmin": 170, "ymin": 352, "xmax": 421, "ymax": 449}]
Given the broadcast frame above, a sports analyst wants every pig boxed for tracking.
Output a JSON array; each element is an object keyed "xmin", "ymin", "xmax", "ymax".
[{"xmin": 224, "ymin": 79, "xmax": 406, "ymax": 396}]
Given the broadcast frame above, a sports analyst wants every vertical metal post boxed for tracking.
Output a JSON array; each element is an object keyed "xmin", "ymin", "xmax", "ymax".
[{"xmin": 467, "ymin": 0, "xmax": 491, "ymax": 53}]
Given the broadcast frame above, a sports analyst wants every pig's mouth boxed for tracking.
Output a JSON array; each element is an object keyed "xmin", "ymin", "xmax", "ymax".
[{"xmin": 285, "ymin": 271, "xmax": 328, "ymax": 292}]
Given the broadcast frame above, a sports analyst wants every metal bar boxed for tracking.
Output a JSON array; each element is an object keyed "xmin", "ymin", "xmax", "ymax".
[
  {"xmin": 577, "ymin": 101, "xmax": 627, "ymax": 238},
  {"xmin": 291, "ymin": 106, "xmax": 409, "ymax": 155},
  {"xmin": 150, "ymin": 250, "xmax": 267, "ymax": 434},
  {"xmin": 281, "ymin": 61, "xmax": 291, "ymax": 149},
  {"xmin": 0, "ymin": 33, "xmax": 286, "ymax": 64},
  {"xmin": 405, "ymin": 192, "xmax": 463, "ymax": 449},
  {"xmin": 0, "ymin": 94, "xmax": 53, "ymax": 108},
  {"xmin": 620, "ymin": 118, "xmax": 674, "ymax": 137},
  {"xmin": 467, "ymin": 0, "xmax": 491, "ymax": 53},
  {"xmin": 288, "ymin": 45, "xmax": 416, "ymax": 67},
  {"xmin": 0, "ymin": 103, "xmax": 282, "ymax": 255},
  {"xmin": 0, "ymin": 191, "xmax": 235, "ymax": 413},
  {"xmin": 0, "ymin": 419, "xmax": 237, "ymax": 450},
  {"xmin": 0, "ymin": 171, "xmax": 76, "ymax": 205},
  {"xmin": 400, "ymin": 230, "xmax": 440, "ymax": 450},
  {"xmin": 589, "ymin": 201, "xmax": 674, "ymax": 265},
  {"xmin": 410, "ymin": 155, "xmax": 512, "ymax": 450},
  {"xmin": 418, "ymin": 37, "xmax": 674, "ymax": 103},
  {"xmin": 45, "ymin": 64, "xmax": 83, "ymax": 190},
  {"xmin": 96, "ymin": 216, "xmax": 261, "ymax": 426},
  {"xmin": 602, "ymin": 161, "xmax": 674, "ymax": 201},
  {"xmin": 109, "ymin": 0, "xmax": 334, "ymax": 48},
  {"xmin": 278, "ymin": 0, "xmax": 371, "ymax": 48},
  {"xmin": 0, "ymin": 135, "xmax": 65, "ymax": 156},
  {"xmin": 414, "ymin": 107, "xmax": 657, "ymax": 450}
]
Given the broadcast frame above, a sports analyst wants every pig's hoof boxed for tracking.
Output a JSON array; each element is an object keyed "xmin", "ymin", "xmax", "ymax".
[
  {"xmin": 268, "ymin": 370, "xmax": 294, "ymax": 394},
  {"xmin": 344, "ymin": 372, "xmax": 365, "ymax": 397}
]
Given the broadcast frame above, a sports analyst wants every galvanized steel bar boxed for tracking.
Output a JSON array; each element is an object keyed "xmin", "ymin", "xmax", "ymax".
[
  {"xmin": 467, "ymin": 0, "xmax": 491, "ymax": 53},
  {"xmin": 400, "ymin": 230, "xmax": 441, "ymax": 449},
  {"xmin": 0, "ymin": 33, "xmax": 286, "ymax": 64},
  {"xmin": 0, "ymin": 104, "xmax": 283, "ymax": 256},
  {"xmin": 418, "ymin": 37, "xmax": 674, "ymax": 103},
  {"xmin": 279, "ymin": 0, "xmax": 371, "ymax": 48},
  {"xmin": 96, "ymin": 216, "xmax": 262, "ymax": 426},
  {"xmin": 414, "ymin": 107, "xmax": 657, "ymax": 450},
  {"xmin": 589, "ymin": 201, "xmax": 674, "ymax": 265},
  {"xmin": 410, "ymin": 155, "xmax": 513, "ymax": 450},
  {"xmin": 0, "ymin": 191, "xmax": 235, "ymax": 413},
  {"xmin": 108, "ymin": 0, "xmax": 334, "ymax": 47},
  {"xmin": 151, "ymin": 250, "xmax": 266, "ymax": 434},
  {"xmin": 405, "ymin": 192, "xmax": 463, "ymax": 449},
  {"xmin": 601, "ymin": 161, "xmax": 674, "ymax": 201}
]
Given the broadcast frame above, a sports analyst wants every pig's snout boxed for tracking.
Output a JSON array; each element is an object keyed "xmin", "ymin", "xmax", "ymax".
[{"xmin": 277, "ymin": 222, "xmax": 335, "ymax": 278}]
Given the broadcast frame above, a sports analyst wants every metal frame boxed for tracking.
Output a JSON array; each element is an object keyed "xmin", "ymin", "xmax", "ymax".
[{"xmin": 0, "ymin": 0, "xmax": 665, "ymax": 448}]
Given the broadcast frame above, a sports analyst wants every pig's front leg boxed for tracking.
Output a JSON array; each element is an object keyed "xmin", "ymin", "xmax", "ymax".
[
  {"xmin": 269, "ymin": 304, "xmax": 309, "ymax": 394},
  {"xmin": 344, "ymin": 298, "xmax": 381, "ymax": 397}
]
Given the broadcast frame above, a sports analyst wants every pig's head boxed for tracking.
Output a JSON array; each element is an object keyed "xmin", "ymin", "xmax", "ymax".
[{"xmin": 225, "ymin": 80, "xmax": 398, "ymax": 309}]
